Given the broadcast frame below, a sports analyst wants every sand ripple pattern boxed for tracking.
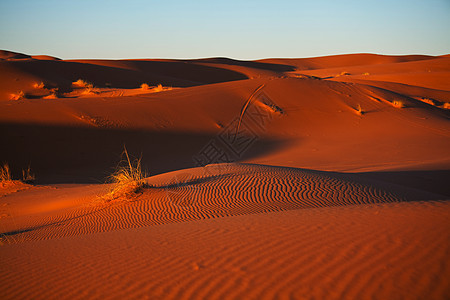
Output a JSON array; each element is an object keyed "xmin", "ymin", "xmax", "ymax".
[
  {"xmin": 1, "ymin": 163, "xmax": 442, "ymax": 243},
  {"xmin": 1, "ymin": 201, "xmax": 449, "ymax": 300}
]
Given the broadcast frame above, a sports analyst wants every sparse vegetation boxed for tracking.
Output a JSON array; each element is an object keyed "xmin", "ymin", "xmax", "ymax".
[
  {"xmin": 0, "ymin": 163, "xmax": 35, "ymax": 185},
  {"xmin": 392, "ymin": 100, "xmax": 405, "ymax": 108},
  {"xmin": 340, "ymin": 71, "xmax": 350, "ymax": 76},
  {"xmin": 153, "ymin": 84, "xmax": 164, "ymax": 92},
  {"xmin": 72, "ymin": 79, "xmax": 98, "ymax": 95},
  {"xmin": 10, "ymin": 91, "xmax": 25, "ymax": 100},
  {"xmin": 356, "ymin": 104, "xmax": 363, "ymax": 115},
  {"xmin": 72, "ymin": 79, "xmax": 90, "ymax": 88},
  {"xmin": 442, "ymin": 102, "xmax": 450, "ymax": 110},
  {"xmin": 43, "ymin": 88, "xmax": 59, "ymax": 99},
  {"xmin": 0, "ymin": 164, "xmax": 12, "ymax": 182},
  {"xmin": 420, "ymin": 97, "xmax": 441, "ymax": 106},
  {"xmin": 33, "ymin": 81, "xmax": 45, "ymax": 89},
  {"xmin": 82, "ymin": 86, "xmax": 98, "ymax": 95},
  {"xmin": 22, "ymin": 166, "xmax": 35, "ymax": 183},
  {"xmin": 105, "ymin": 146, "xmax": 148, "ymax": 201},
  {"xmin": 140, "ymin": 83, "xmax": 171, "ymax": 93},
  {"xmin": 362, "ymin": 72, "xmax": 370, "ymax": 76}
]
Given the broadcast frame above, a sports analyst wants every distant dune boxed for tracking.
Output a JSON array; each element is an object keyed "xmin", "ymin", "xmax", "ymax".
[{"xmin": 0, "ymin": 50, "xmax": 449, "ymax": 300}]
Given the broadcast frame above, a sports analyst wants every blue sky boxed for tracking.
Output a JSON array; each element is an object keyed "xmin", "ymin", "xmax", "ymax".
[{"xmin": 0, "ymin": 0, "xmax": 449, "ymax": 59}]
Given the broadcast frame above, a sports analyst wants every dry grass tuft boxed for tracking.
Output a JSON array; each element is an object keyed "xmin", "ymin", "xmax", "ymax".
[
  {"xmin": 105, "ymin": 147, "xmax": 148, "ymax": 201},
  {"xmin": 22, "ymin": 166, "xmax": 35, "ymax": 183},
  {"xmin": 140, "ymin": 83, "xmax": 172, "ymax": 93},
  {"xmin": 82, "ymin": 86, "xmax": 98, "ymax": 95},
  {"xmin": 141, "ymin": 83, "xmax": 172, "ymax": 93},
  {"xmin": 10, "ymin": 91, "xmax": 25, "ymax": 100},
  {"xmin": 0, "ymin": 164, "xmax": 12, "ymax": 182},
  {"xmin": 392, "ymin": 100, "xmax": 405, "ymax": 108},
  {"xmin": 43, "ymin": 88, "xmax": 59, "ymax": 99},
  {"xmin": 140, "ymin": 83, "xmax": 150, "ymax": 90},
  {"xmin": 33, "ymin": 81, "xmax": 45, "ymax": 89},
  {"xmin": 153, "ymin": 84, "xmax": 164, "ymax": 92},
  {"xmin": 72, "ymin": 79, "xmax": 98, "ymax": 95},
  {"xmin": 442, "ymin": 102, "xmax": 450, "ymax": 110},
  {"xmin": 72, "ymin": 79, "xmax": 90, "ymax": 88},
  {"xmin": 356, "ymin": 104, "xmax": 363, "ymax": 115},
  {"xmin": 0, "ymin": 163, "xmax": 35, "ymax": 185}
]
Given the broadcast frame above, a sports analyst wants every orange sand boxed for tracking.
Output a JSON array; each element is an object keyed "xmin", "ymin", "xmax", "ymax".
[{"xmin": 0, "ymin": 50, "xmax": 449, "ymax": 299}]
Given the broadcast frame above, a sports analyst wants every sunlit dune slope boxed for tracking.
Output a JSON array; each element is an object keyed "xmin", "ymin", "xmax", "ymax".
[
  {"xmin": 1, "ymin": 197, "xmax": 448, "ymax": 300},
  {"xmin": 0, "ymin": 163, "xmax": 444, "ymax": 243}
]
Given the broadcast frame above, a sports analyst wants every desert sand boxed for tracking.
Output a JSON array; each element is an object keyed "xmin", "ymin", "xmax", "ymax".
[{"xmin": 0, "ymin": 50, "xmax": 449, "ymax": 299}]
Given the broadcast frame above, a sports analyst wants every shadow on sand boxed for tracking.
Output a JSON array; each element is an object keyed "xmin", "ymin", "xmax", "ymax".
[{"xmin": 0, "ymin": 122, "xmax": 291, "ymax": 184}]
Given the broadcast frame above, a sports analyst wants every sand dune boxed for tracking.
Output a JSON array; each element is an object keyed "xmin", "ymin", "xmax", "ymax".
[
  {"xmin": 1, "ymin": 51, "xmax": 449, "ymax": 299},
  {"xmin": 1, "ymin": 75, "xmax": 449, "ymax": 182},
  {"xmin": 1, "ymin": 163, "xmax": 444, "ymax": 244},
  {"xmin": 260, "ymin": 53, "xmax": 438, "ymax": 71}
]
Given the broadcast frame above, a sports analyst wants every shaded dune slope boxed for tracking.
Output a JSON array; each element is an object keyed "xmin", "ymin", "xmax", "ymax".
[{"xmin": 1, "ymin": 74, "xmax": 449, "ymax": 183}]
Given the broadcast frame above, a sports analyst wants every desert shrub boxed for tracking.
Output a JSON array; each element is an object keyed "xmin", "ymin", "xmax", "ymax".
[
  {"xmin": 392, "ymin": 100, "xmax": 405, "ymax": 108},
  {"xmin": 43, "ymin": 88, "xmax": 59, "ymax": 99},
  {"xmin": 0, "ymin": 163, "xmax": 36, "ymax": 185},
  {"xmin": 0, "ymin": 164, "xmax": 12, "ymax": 182},
  {"xmin": 10, "ymin": 91, "xmax": 25, "ymax": 100},
  {"xmin": 153, "ymin": 84, "xmax": 163, "ymax": 92},
  {"xmin": 140, "ymin": 83, "xmax": 171, "ymax": 93},
  {"xmin": 33, "ymin": 81, "xmax": 45, "ymax": 89},
  {"xmin": 356, "ymin": 104, "xmax": 363, "ymax": 115},
  {"xmin": 72, "ymin": 79, "xmax": 90, "ymax": 88},
  {"xmin": 106, "ymin": 147, "xmax": 148, "ymax": 200},
  {"xmin": 22, "ymin": 166, "xmax": 35, "ymax": 183}
]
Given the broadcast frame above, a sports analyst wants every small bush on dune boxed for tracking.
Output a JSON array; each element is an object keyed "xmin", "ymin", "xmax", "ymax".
[
  {"xmin": 10, "ymin": 91, "xmax": 25, "ymax": 100},
  {"xmin": 43, "ymin": 88, "xmax": 59, "ymax": 99},
  {"xmin": 140, "ymin": 83, "xmax": 150, "ymax": 90},
  {"xmin": 106, "ymin": 147, "xmax": 149, "ymax": 201},
  {"xmin": 72, "ymin": 79, "xmax": 90, "ymax": 88},
  {"xmin": 140, "ymin": 83, "xmax": 171, "ymax": 93},
  {"xmin": 72, "ymin": 79, "xmax": 98, "ymax": 95},
  {"xmin": 22, "ymin": 166, "xmax": 35, "ymax": 183},
  {"xmin": 33, "ymin": 81, "xmax": 45, "ymax": 89},
  {"xmin": 153, "ymin": 84, "xmax": 164, "ymax": 92},
  {"xmin": 356, "ymin": 104, "xmax": 363, "ymax": 115},
  {"xmin": 81, "ymin": 85, "xmax": 98, "ymax": 95},
  {"xmin": 442, "ymin": 102, "xmax": 450, "ymax": 110},
  {"xmin": 392, "ymin": 100, "xmax": 405, "ymax": 108}
]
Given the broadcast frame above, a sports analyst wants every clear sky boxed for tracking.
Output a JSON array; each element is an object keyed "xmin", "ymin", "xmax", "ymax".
[{"xmin": 0, "ymin": 0, "xmax": 449, "ymax": 60}]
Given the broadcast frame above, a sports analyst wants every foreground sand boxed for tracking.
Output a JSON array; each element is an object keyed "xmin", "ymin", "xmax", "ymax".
[
  {"xmin": 2, "ymin": 199, "xmax": 449, "ymax": 300},
  {"xmin": 0, "ymin": 51, "xmax": 449, "ymax": 299}
]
